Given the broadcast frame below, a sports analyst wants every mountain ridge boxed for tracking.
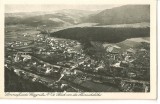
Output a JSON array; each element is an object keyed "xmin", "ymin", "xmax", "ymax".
[{"xmin": 84, "ymin": 5, "xmax": 150, "ymax": 25}]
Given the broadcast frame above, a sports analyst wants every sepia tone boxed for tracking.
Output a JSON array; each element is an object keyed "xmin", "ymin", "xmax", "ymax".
[{"xmin": 4, "ymin": 4, "xmax": 151, "ymax": 93}]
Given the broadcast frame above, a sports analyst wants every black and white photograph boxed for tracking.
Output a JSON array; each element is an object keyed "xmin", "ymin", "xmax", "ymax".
[{"xmin": 0, "ymin": 0, "xmax": 157, "ymax": 100}]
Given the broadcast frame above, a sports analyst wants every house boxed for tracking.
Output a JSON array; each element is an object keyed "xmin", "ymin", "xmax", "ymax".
[
  {"xmin": 73, "ymin": 69, "xmax": 83, "ymax": 75},
  {"xmin": 45, "ymin": 67, "xmax": 52, "ymax": 74},
  {"xmin": 95, "ymin": 65, "xmax": 104, "ymax": 72},
  {"xmin": 14, "ymin": 55, "xmax": 19, "ymax": 62},
  {"xmin": 33, "ymin": 62, "xmax": 37, "ymax": 66},
  {"xmin": 21, "ymin": 55, "xmax": 31, "ymax": 60},
  {"xmin": 111, "ymin": 61, "xmax": 121, "ymax": 67}
]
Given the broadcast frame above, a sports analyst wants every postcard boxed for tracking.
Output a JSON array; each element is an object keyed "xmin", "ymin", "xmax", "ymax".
[{"xmin": 0, "ymin": 0, "xmax": 157, "ymax": 99}]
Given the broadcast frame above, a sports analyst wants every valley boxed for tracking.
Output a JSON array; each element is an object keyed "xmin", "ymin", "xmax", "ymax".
[{"xmin": 5, "ymin": 5, "xmax": 150, "ymax": 92}]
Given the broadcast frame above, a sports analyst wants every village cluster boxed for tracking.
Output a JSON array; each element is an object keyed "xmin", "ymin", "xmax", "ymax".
[{"xmin": 5, "ymin": 33, "xmax": 150, "ymax": 92}]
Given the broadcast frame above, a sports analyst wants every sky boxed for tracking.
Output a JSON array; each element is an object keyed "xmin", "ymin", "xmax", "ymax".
[{"xmin": 5, "ymin": 4, "xmax": 123, "ymax": 13}]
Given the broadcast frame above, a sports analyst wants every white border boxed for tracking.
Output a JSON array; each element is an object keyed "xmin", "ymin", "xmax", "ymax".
[{"xmin": 0, "ymin": 0, "xmax": 157, "ymax": 99}]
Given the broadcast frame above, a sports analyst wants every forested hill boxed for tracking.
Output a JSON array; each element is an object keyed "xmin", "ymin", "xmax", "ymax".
[{"xmin": 51, "ymin": 26, "xmax": 150, "ymax": 43}]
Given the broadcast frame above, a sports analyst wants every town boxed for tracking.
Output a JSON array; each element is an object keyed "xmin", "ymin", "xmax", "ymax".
[{"xmin": 5, "ymin": 28, "xmax": 150, "ymax": 92}]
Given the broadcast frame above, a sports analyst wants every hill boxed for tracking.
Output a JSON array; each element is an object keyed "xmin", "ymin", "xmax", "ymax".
[
  {"xmin": 51, "ymin": 24, "xmax": 150, "ymax": 43},
  {"xmin": 5, "ymin": 9, "xmax": 95, "ymax": 27},
  {"xmin": 84, "ymin": 5, "xmax": 150, "ymax": 25}
]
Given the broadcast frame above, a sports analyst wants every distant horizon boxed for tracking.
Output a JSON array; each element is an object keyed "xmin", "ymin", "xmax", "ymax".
[{"xmin": 5, "ymin": 4, "xmax": 124, "ymax": 13}]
